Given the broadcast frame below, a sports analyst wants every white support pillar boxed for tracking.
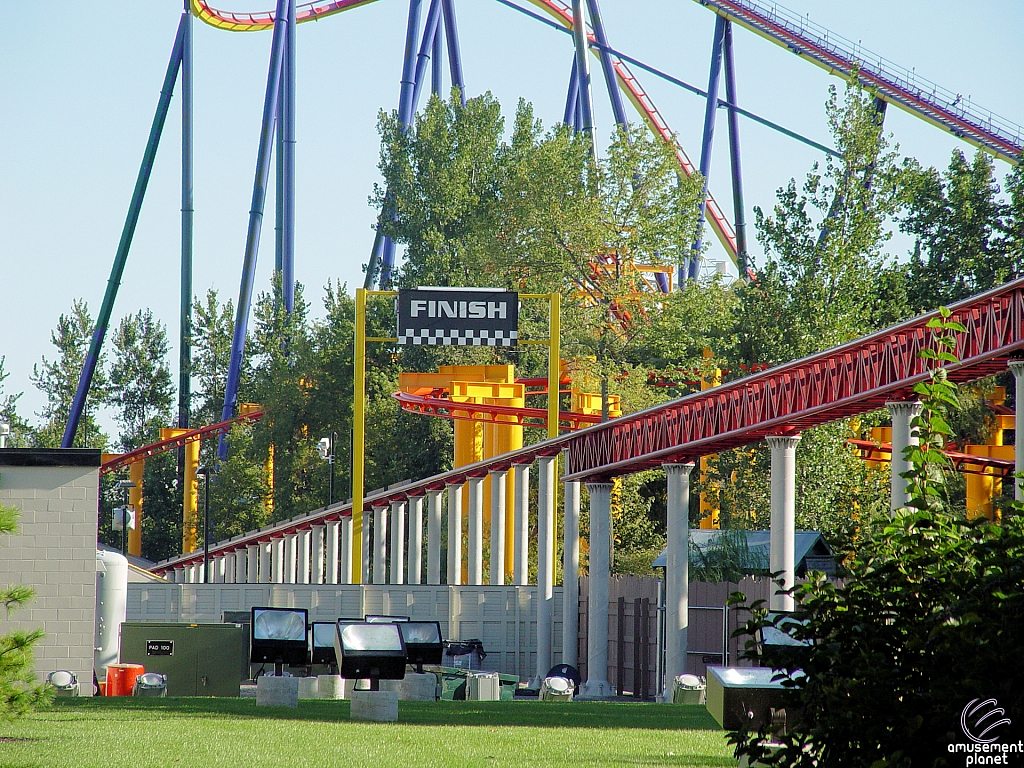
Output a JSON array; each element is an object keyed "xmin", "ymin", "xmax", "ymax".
[
  {"xmin": 389, "ymin": 500, "xmax": 406, "ymax": 585},
  {"xmin": 311, "ymin": 525, "xmax": 325, "ymax": 584},
  {"xmin": 185, "ymin": 564, "xmax": 196, "ymax": 584},
  {"xmin": 373, "ymin": 504, "xmax": 388, "ymax": 585},
  {"xmin": 446, "ymin": 483, "xmax": 462, "ymax": 585},
  {"xmin": 489, "ymin": 469, "xmax": 507, "ymax": 586},
  {"xmin": 247, "ymin": 544, "xmax": 259, "ymax": 584},
  {"xmin": 272, "ymin": 537, "xmax": 284, "ymax": 583},
  {"xmin": 534, "ymin": 455, "xmax": 556, "ymax": 687},
  {"xmin": 362, "ymin": 509, "xmax": 371, "ymax": 584},
  {"xmin": 282, "ymin": 533, "xmax": 297, "ymax": 584},
  {"xmin": 235, "ymin": 548, "xmax": 247, "ymax": 584},
  {"xmin": 662, "ymin": 463, "xmax": 694, "ymax": 700},
  {"xmin": 173, "ymin": 566, "xmax": 184, "ymax": 584},
  {"xmin": 297, "ymin": 529, "xmax": 311, "ymax": 584},
  {"xmin": 261, "ymin": 541, "xmax": 273, "ymax": 584},
  {"xmin": 214, "ymin": 555, "xmax": 226, "ymax": 584},
  {"xmin": 467, "ymin": 477, "xmax": 484, "ymax": 586},
  {"xmin": 512, "ymin": 463, "xmax": 530, "ymax": 586},
  {"xmin": 562, "ymin": 476, "xmax": 580, "ymax": 668},
  {"xmin": 1010, "ymin": 361, "xmax": 1024, "ymax": 501},
  {"xmin": 767, "ymin": 434, "xmax": 801, "ymax": 612},
  {"xmin": 580, "ymin": 481, "xmax": 614, "ymax": 699},
  {"xmin": 408, "ymin": 496, "xmax": 424, "ymax": 585},
  {"xmin": 887, "ymin": 400, "xmax": 922, "ymax": 512},
  {"xmin": 341, "ymin": 517, "xmax": 353, "ymax": 584},
  {"xmin": 426, "ymin": 489, "xmax": 443, "ymax": 584},
  {"xmin": 224, "ymin": 552, "xmax": 236, "ymax": 583},
  {"xmin": 325, "ymin": 520, "xmax": 340, "ymax": 584}
]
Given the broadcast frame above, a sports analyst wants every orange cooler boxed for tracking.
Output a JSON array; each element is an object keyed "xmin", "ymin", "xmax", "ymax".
[{"xmin": 105, "ymin": 664, "xmax": 145, "ymax": 696}]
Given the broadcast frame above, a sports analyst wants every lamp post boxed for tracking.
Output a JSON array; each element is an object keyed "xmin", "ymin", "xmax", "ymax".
[
  {"xmin": 197, "ymin": 466, "xmax": 212, "ymax": 583},
  {"xmin": 115, "ymin": 480, "xmax": 137, "ymax": 557},
  {"xmin": 318, "ymin": 432, "xmax": 337, "ymax": 506}
]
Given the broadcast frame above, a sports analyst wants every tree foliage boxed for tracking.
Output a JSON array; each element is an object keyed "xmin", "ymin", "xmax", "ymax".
[{"xmin": 728, "ymin": 312, "xmax": 1024, "ymax": 766}]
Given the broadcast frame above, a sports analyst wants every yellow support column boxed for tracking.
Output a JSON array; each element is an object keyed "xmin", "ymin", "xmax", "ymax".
[
  {"xmin": 161, "ymin": 428, "xmax": 200, "ymax": 554},
  {"xmin": 128, "ymin": 459, "xmax": 145, "ymax": 557},
  {"xmin": 352, "ymin": 288, "xmax": 367, "ymax": 584}
]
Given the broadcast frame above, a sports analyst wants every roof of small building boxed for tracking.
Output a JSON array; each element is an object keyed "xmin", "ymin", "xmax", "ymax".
[{"xmin": 651, "ymin": 529, "xmax": 835, "ymax": 574}]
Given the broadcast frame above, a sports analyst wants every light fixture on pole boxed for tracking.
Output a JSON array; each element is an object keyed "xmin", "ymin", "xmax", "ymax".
[
  {"xmin": 114, "ymin": 480, "xmax": 137, "ymax": 556},
  {"xmin": 317, "ymin": 431, "xmax": 337, "ymax": 506},
  {"xmin": 196, "ymin": 466, "xmax": 212, "ymax": 583}
]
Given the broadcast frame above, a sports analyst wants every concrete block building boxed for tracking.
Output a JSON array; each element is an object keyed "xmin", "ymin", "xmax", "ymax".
[{"xmin": 0, "ymin": 449, "xmax": 101, "ymax": 690}]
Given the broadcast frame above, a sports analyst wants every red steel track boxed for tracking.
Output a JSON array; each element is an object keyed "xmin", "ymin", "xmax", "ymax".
[
  {"xmin": 153, "ymin": 279, "xmax": 1024, "ymax": 574},
  {"xmin": 100, "ymin": 411, "xmax": 263, "ymax": 475}
]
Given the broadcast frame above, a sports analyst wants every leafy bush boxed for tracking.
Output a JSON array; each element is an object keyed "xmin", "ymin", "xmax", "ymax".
[{"xmin": 728, "ymin": 311, "xmax": 1024, "ymax": 766}]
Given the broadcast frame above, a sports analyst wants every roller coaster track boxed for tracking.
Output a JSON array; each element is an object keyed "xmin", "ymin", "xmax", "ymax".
[
  {"xmin": 695, "ymin": 0, "xmax": 1023, "ymax": 165},
  {"xmin": 153, "ymin": 279, "xmax": 1024, "ymax": 574},
  {"xmin": 99, "ymin": 410, "xmax": 263, "ymax": 475},
  {"xmin": 189, "ymin": 0, "xmax": 740, "ymax": 258}
]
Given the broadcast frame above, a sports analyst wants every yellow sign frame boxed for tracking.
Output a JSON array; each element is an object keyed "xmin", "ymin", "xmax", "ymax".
[{"xmin": 351, "ymin": 289, "xmax": 560, "ymax": 584}]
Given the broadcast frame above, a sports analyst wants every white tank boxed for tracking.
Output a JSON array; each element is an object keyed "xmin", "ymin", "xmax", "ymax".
[{"xmin": 94, "ymin": 549, "xmax": 129, "ymax": 682}]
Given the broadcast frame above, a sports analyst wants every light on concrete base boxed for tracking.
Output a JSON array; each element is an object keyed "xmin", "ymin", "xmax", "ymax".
[
  {"xmin": 256, "ymin": 675, "xmax": 299, "ymax": 708},
  {"xmin": 350, "ymin": 689, "xmax": 399, "ymax": 722}
]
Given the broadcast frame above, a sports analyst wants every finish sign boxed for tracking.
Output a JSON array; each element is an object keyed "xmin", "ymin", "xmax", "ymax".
[{"xmin": 397, "ymin": 288, "xmax": 518, "ymax": 346}]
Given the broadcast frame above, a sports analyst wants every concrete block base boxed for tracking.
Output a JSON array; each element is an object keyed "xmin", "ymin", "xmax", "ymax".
[
  {"xmin": 317, "ymin": 675, "xmax": 346, "ymax": 699},
  {"xmin": 577, "ymin": 679, "xmax": 615, "ymax": 700},
  {"xmin": 256, "ymin": 675, "xmax": 299, "ymax": 708},
  {"xmin": 297, "ymin": 677, "xmax": 319, "ymax": 700},
  {"xmin": 350, "ymin": 690, "xmax": 399, "ymax": 722},
  {"xmin": 381, "ymin": 672, "xmax": 437, "ymax": 701}
]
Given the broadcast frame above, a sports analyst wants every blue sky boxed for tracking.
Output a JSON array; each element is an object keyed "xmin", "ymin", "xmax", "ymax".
[{"xmin": 1, "ymin": 0, "xmax": 1021, "ymax": 435}]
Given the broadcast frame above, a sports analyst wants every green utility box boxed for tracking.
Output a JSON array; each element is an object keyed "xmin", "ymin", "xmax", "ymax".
[
  {"xmin": 119, "ymin": 623, "xmax": 247, "ymax": 697},
  {"xmin": 432, "ymin": 667, "xmax": 518, "ymax": 701}
]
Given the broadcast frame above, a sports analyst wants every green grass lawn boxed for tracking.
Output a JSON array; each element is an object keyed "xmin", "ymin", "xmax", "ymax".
[{"xmin": 0, "ymin": 698, "xmax": 735, "ymax": 768}]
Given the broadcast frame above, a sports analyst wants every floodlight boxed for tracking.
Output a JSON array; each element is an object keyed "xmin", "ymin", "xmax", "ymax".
[
  {"xmin": 46, "ymin": 670, "xmax": 79, "ymax": 697},
  {"xmin": 397, "ymin": 621, "xmax": 443, "ymax": 673},
  {"xmin": 333, "ymin": 621, "xmax": 407, "ymax": 689},
  {"xmin": 364, "ymin": 614, "xmax": 410, "ymax": 623},
  {"xmin": 317, "ymin": 437, "xmax": 331, "ymax": 460},
  {"xmin": 250, "ymin": 607, "xmax": 309, "ymax": 672},
  {"xmin": 311, "ymin": 621, "xmax": 341, "ymax": 666},
  {"xmin": 757, "ymin": 612, "xmax": 811, "ymax": 669}
]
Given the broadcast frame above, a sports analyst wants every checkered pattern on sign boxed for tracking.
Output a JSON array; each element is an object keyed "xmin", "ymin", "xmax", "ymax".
[{"xmin": 397, "ymin": 329, "xmax": 519, "ymax": 346}]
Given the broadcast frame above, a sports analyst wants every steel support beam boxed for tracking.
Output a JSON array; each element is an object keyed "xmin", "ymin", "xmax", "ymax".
[
  {"xmin": 218, "ymin": 0, "xmax": 290, "ymax": 456},
  {"xmin": 63, "ymin": 16, "xmax": 186, "ymax": 447},
  {"xmin": 722, "ymin": 21, "xmax": 747, "ymax": 276},
  {"xmin": 688, "ymin": 14, "xmax": 727, "ymax": 283},
  {"xmin": 585, "ymin": 0, "xmax": 628, "ymax": 132}
]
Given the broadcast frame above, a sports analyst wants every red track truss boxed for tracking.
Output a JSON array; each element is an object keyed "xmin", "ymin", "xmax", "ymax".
[
  {"xmin": 152, "ymin": 280, "xmax": 1024, "ymax": 574},
  {"xmin": 563, "ymin": 279, "xmax": 1024, "ymax": 480},
  {"xmin": 847, "ymin": 439, "xmax": 1014, "ymax": 478},
  {"xmin": 100, "ymin": 411, "xmax": 264, "ymax": 475}
]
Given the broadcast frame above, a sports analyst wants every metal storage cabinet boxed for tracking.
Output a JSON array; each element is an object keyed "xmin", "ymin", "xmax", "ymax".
[{"xmin": 119, "ymin": 623, "xmax": 247, "ymax": 697}]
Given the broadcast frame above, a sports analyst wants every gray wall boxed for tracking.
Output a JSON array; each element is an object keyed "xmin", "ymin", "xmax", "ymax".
[
  {"xmin": 127, "ymin": 583, "xmax": 563, "ymax": 681},
  {"xmin": 0, "ymin": 450, "xmax": 101, "ymax": 691}
]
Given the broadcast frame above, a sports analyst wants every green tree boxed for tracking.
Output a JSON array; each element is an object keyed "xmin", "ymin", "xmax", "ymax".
[
  {"xmin": 735, "ymin": 81, "xmax": 908, "ymax": 366},
  {"xmin": 0, "ymin": 358, "xmax": 32, "ymax": 448},
  {"xmin": 109, "ymin": 310, "xmax": 174, "ymax": 451},
  {"xmin": 901, "ymin": 148, "xmax": 1012, "ymax": 311},
  {"xmin": 0, "ymin": 504, "xmax": 50, "ymax": 718},
  {"xmin": 30, "ymin": 300, "xmax": 108, "ymax": 448}
]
